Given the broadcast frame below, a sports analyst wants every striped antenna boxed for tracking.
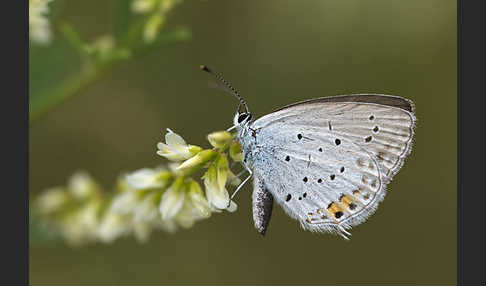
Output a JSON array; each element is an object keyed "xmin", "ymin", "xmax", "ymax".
[{"xmin": 200, "ymin": 65, "xmax": 249, "ymax": 113}]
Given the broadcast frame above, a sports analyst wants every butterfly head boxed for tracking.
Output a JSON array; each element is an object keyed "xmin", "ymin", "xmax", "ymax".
[{"xmin": 233, "ymin": 110, "xmax": 252, "ymax": 127}]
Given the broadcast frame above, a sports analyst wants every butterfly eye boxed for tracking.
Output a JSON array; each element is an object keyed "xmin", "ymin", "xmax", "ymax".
[{"xmin": 238, "ymin": 113, "xmax": 249, "ymax": 123}]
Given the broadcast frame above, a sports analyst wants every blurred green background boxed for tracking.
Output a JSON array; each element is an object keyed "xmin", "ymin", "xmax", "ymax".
[{"xmin": 29, "ymin": 0, "xmax": 456, "ymax": 285}]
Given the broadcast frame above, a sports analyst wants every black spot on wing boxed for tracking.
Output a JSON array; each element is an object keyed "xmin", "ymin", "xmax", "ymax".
[{"xmin": 335, "ymin": 211, "xmax": 343, "ymax": 219}]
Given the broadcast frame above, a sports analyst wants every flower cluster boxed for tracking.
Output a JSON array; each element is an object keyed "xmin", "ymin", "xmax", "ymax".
[
  {"xmin": 29, "ymin": 0, "xmax": 54, "ymax": 45},
  {"xmin": 34, "ymin": 129, "xmax": 243, "ymax": 246}
]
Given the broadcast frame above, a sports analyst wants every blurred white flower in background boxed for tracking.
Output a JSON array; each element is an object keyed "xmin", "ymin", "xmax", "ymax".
[
  {"xmin": 61, "ymin": 200, "xmax": 101, "ymax": 246},
  {"xmin": 97, "ymin": 211, "xmax": 133, "ymax": 243},
  {"xmin": 68, "ymin": 171, "xmax": 99, "ymax": 199},
  {"xmin": 131, "ymin": 0, "xmax": 182, "ymax": 43},
  {"xmin": 131, "ymin": 0, "xmax": 159, "ymax": 13},
  {"xmin": 125, "ymin": 167, "xmax": 169, "ymax": 189},
  {"xmin": 133, "ymin": 192, "xmax": 161, "ymax": 223},
  {"xmin": 29, "ymin": 0, "xmax": 54, "ymax": 45},
  {"xmin": 111, "ymin": 190, "xmax": 140, "ymax": 215},
  {"xmin": 159, "ymin": 179, "xmax": 186, "ymax": 220},
  {"xmin": 36, "ymin": 187, "xmax": 68, "ymax": 215}
]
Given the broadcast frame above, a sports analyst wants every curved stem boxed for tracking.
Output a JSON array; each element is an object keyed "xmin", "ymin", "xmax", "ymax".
[
  {"xmin": 29, "ymin": 26, "xmax": 190, "ymax": 126},
  {"xmin": 29, "ymin": 63, "xmax": 112, "ymax": 125}
]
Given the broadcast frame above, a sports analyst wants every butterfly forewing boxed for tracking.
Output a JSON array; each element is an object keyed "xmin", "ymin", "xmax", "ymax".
[{"xmin": 247, "ymin": 94, "xmax": 415, "ymax": 236}]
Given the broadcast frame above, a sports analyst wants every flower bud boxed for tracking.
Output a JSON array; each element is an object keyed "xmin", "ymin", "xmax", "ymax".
[
  {"xmin": 207, "ymin": 131, "xmax": 233, "ymax": 148},
  {"xmin": 68, "ymin": 171, "xmax": 99, "ymax": 200},
  {"xmin": 229, "ymin": 141, "xmax": 243, "ymax": 162},
  {"xmin": 177, "ymin": 149, "xmax": 217, "ymax": 172}
]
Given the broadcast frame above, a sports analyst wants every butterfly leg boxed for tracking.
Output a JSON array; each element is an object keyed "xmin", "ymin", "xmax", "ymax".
[
  {"xmin": 227, "ymin": 168, "xmax": 247, "ymax": 185},
  {"xmin": 227, "ymin": 165, "xmax": 253, "ymax": 208},
  {"xmin": 226, "ymin": 125, "xmax": 237, "ymax": 132}
]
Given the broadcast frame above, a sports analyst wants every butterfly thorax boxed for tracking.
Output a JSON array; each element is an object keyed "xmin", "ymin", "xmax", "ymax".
[{"xmin": 236, "ymin": 121, "xmax": 261, "ymax": 170}]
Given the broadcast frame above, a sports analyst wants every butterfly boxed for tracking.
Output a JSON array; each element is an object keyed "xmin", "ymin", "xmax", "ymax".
[{"xmin": 201, "ymin": 66, "xmax": 416, "ymax": 239}]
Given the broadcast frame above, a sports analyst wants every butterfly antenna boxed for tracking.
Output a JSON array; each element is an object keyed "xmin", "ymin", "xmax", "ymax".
[{"xmin": 200, "ymin": 65, "xmax": 249, "ymax": 113}]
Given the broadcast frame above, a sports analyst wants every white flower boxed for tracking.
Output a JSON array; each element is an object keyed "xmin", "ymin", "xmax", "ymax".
[
  {"xmin": 133, "ymin": 192, "xmax": 161, "ymax": 222},
  {"xmin": 167, "ymin": 162, "xmax": 185, "ymax": 177},
  {"xmin": 143, "ymin": 14, "xmax": 163, "ymax": 43},
  {"xmin": 36, "ymin": 187, "xmax": 68, "ymax": 214},
  {"xmin": 155, "ymin": 219, "xmax": 178, "ymax": 234},
  {"xmin": 29, "ymin": 0, "xmax": 53, "ymax": 45},
  {"xmin": 175, "ymin": 181, "xmax": 211, "ymax": 228},
  {"xmin": 174, "ymin": 203, "xmax": 197, "ymax": 228},
  {"xmin": 159, "ymin": 179, "xmax": 185, "ymax": 220},
  {"xmin": 133, "ymin": 223, "xmax": 152, "ymax": 243},
  {"xmin": 77, "ymin": 201, "xmax": 101, "ymax": 230},
  {"xmin": 68, "ymin": 171, "xmax": 98, "ymax": 199},
  {"xmin": 159, "ymin": 0, "xmax": 178, "ymax": 13},
  {"xmin": 203, "ymin": 157, "xmax": 237, "ymax": 212},
  {"xmin": 131, "ymin": 0, "xmax": 158, "ymax": 13},
  {"xmin": 97, "ymin": 211, "xmax": 132, "ymax": 243},
  {"xmin": 134, "ymin": 0, "xmax": 181, "ymax": 43},
  {"xmin": 61, "ymin": 200, "xmax": 101, "ymax": 246},
  {"xmin": 110, "ymin": 191, "xmax": 139, "ymax": 215},
  {"xmin": 124, "ymin": 167, "xmax": 169, "ymax": 190},
  {"xmin": 186, "ymin": 180, "xmax": 211, "ymax": 218},
  {"xmin": 157, "ymin": 129, "xmax": 202, "ymax": 161},
  {"xmin": 83, "ymin": 35, "xmax": 130, "ymax": 63}
]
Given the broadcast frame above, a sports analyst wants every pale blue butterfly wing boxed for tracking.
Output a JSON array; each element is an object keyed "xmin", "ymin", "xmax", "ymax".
[{"xmin": 241, "ymin": 94, "xmax": 415, "ymax": 237}]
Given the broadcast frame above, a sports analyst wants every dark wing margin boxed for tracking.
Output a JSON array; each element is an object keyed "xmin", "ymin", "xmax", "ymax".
[{"xmin": 274, "ymin": 94, "xmax": 414, "ymax": 113}]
